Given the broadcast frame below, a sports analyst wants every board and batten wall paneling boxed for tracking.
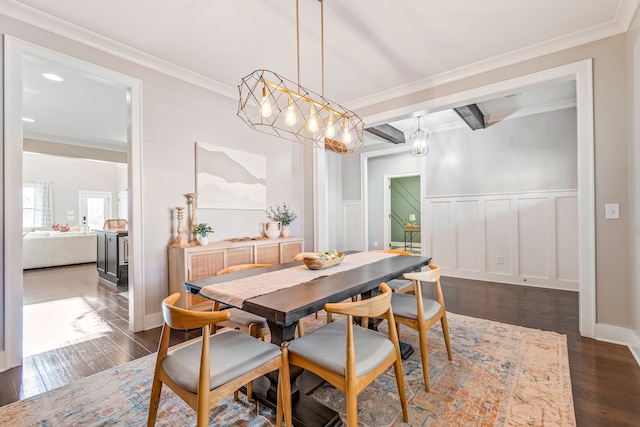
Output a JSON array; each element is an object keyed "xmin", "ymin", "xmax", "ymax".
[
  {"xmin": 455, "ymin": 200, "xmax": 481, "ymax": 271},
  {"xmin": 428, "ymin": 201, "xmax": 453, "ymax": 268},
  {"xmin": 425, "ymin": 190, "xmax": 578, "ymax": 291}
]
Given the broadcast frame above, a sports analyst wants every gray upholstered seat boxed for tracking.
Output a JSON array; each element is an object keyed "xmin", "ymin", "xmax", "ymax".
[
  {"xmin": 391, "ymin": 292, "xmax": 442, "ymax": 320},
  {"xmin": 163, "ymin": 329, "xmax": 281, "ymax": 393},
  {"xmin": 386, "ymin": 278, "xmax": 413, "ymax": 293},
  {"xmin": 286, "ymin": 321, "xmax": 395, "ymax": 378}
]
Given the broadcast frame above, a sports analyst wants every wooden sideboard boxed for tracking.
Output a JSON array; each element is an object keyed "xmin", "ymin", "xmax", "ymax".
[{"xmin": 168, "ymin": 237, "xmax": 303, "ymax": 310}]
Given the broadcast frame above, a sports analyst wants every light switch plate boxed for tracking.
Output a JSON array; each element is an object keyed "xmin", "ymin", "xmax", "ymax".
[{"xmin": 605, "ymin": 203, "xmax": 620, "ymax": 219}]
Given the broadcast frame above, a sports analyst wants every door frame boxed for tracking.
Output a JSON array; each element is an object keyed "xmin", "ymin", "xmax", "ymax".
[
  {"xmin": 3, "ymin": 37, "xmax": 144, "ymax": 371},
  {"xmin": 384, "ymin": 172, "xmax": 421, "ymax": 251},
  {"xmin": 361, "ymin": 59, "xmax": 595, "ymax": 338}
]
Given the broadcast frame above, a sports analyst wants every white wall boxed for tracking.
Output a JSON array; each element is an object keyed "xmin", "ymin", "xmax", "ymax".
[{"xmin": 22, "ymin": 153, "xmax": 120, "ymax": 227}]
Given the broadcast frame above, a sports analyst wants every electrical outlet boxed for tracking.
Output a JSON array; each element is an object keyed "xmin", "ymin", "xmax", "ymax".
[
  {"xmin": 373, "ymin": 241, "xmax": 378, "ymax": 248},
  {"xmin": 605, "ymin": 203, "xmax": 620, "ymax": 219},
  {"xmin": 496, "ymin": 255, "xmax": 504, "ymax": 265}
]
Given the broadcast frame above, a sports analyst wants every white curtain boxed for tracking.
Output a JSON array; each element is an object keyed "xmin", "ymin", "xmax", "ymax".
[{"xmin": 34, "ymin": 180, "xmax": 54, "ymax": 227}]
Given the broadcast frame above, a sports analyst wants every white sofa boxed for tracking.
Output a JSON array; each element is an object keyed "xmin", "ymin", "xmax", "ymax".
[{"xmin": 23, "ymin": 230, "xmax": 97, "ymax": 269}]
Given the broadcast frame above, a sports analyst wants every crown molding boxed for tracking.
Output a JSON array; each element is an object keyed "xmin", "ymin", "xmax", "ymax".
[
  {"xmin": 1, "ymin": 0, "xmax": 237, "ymax": 99},
  {"xmin": 347, "ymin": 1, "xmax": 640, "ymax": 110}
]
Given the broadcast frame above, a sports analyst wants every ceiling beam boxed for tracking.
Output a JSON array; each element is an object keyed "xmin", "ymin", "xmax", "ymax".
[
  {"xmin": 453, "ymin": 104, "xmax": 485, "ymax": 130},
  {"xmin": 364, "ymin": 124, "xmax": 405, "ymax": 144}
]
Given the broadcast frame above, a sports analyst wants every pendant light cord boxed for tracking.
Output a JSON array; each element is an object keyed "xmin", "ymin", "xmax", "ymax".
[
  {"xmin": 321, "ymin": 0, "xmax": 325, "ymax": 97},
  {"xmin": 296, "ymin": 0, "xmax": 300, "ymax": 90}
]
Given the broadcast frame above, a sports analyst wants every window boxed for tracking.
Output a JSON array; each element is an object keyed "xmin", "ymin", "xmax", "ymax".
[{"xmin": 22, "ymin": 183, "xmax": 35, "ymax": 228}]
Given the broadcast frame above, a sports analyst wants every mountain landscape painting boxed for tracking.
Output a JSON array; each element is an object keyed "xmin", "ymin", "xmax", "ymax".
[{"xmin": 196, "ymin": 142, "xmax": 266, "ymax": 209}]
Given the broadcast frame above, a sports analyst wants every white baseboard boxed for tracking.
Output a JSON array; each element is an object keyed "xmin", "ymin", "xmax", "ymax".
[
  {"xmin": 144, "ymin": 312, "xmax": 164, "ymax": 331},
  {"xmin": 595, "ymin": 323, "xmax": 640, "ymax": 368}
]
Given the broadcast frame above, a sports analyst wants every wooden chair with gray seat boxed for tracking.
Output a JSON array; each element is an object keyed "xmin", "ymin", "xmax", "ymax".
[
  {"xmin": 372, "ymin": 249, "xmax": 417, "ymax": 294},
  {"xmin": 213, "ymin": 263, "xmax": 273, "ymax": 340},
  {"xmin": 147, "ymin": 293, "xmax": 292, "ymax": 427},
  {"xmin": 391, "ymin": 263, "xmax": 452, "ymax": 391},
  {"xmin": 283, "ymin": 282, "xmax": 409, "ymax": 426}
]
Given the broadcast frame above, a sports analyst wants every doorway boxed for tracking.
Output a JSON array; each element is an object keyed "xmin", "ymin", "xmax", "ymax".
[
  {"xmin": 3, "ymin": 37, "xmax": 143, "ymax": 371},
  {"xmin": 360, "ymin": 60, "xmax": 595, "ymax": 338},
  {"xmin": 385, "ymin": 174, "xmax": 421, "ymax": 252}
]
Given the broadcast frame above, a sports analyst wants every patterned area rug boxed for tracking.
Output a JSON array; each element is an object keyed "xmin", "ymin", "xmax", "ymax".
[{"xmin": 0, "ymin": 312, "xmax": 575, "ymax": 426}]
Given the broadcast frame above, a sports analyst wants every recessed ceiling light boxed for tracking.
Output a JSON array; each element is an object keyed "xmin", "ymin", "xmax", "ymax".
[
  {"xmin": 22, "ymin": 117, "xmax": 35, "ymax": 123},
  {"xmin": 42, "ymin": 73, "xmax": 64, "ymax": 82}
]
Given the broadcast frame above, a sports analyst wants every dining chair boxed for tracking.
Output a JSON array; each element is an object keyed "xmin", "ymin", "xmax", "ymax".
[
  {"xmin": 391, "ymin": 263, "xmax": 452, "ymax": 391},
  {"xmin": 283, "ymin": 282, "xmax": 409, "ymax": 426},
  {"xmin": 147, "ymin": 293, "xmax": 292, "ymax": 427},
  {"xmin": 213, "ymin": 263, "xmax": 273, "ymax": 340},
  {"xmin": 371, "ymin": 249, "xmax": 416, "ymax": 293}
]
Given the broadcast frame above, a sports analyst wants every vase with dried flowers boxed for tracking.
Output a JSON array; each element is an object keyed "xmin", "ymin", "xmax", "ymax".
[{"xmin": 266, "ymin": 203, "xmax": 297, "ymax": 237}]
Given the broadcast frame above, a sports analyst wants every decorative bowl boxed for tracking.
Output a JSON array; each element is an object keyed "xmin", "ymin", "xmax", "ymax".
[{"xmin": 303, "ymin": 252, "xmax": 345, "ymax": 270}]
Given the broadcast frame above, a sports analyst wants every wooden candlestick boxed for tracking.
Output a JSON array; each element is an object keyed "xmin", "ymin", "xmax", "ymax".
[
  {"xmin": 185, "ymin": 192, "xmax": 198, "ymax": 244},
  {"xmin": 172, "ymin": 207, "xmax": 188, "ymax": 246}
]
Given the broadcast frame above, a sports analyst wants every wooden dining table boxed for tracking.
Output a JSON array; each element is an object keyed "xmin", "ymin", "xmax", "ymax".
[{"xmin": 185, "ymin": 252, "xmax": 431, "ymax": 427}]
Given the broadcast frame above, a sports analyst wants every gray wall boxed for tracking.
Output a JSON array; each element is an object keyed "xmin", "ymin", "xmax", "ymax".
[{"xmin": 23, "ymin": 152, "xmax": 120, "ymax": 227}]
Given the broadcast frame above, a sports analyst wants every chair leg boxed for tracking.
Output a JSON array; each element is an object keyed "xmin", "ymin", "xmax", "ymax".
[
  {"xmin": 441, "ymin": 314, "xmax": 453, "ymax": 361},
  {"xmin": 147, "ymin": 377, "xmax": 163, "ymax": 426},
  {"xmin": 247, "ymin": 381, "xmax": 253, "ymax": 402},
  {"xmin": 345, "ymin": 387, "xmax": 358, "ymax": 426},
  {"xmin": 393, "ymin": 355, "xmax": 409, "ymax": 423},
  {"xmin": 280, "ymin": 344, "xmax": 292, "ymax": 427},
  {"xmin": 418, "ymin": 325, "xmax": 430, "ymax": 392}
]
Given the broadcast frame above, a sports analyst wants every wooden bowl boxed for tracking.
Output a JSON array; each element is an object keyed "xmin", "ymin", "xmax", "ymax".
[{"xmin": 303, "ymin": 252, "xmax": 345, "ymax": 270}]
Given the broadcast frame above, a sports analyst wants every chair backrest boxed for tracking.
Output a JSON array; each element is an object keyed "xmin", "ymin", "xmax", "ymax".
[
  {"xmin": 325, "ymin": 282, "xmax": 393, "ymax": 320},
  {"xmin": 162, "ymin": 293, "xmax": 230, "ymax": 330},
  {"xmin": 402, "ymin": 263, "xmax": 440, "ymax": 282},
  {"xmin": 215, "ymin": 263, "xmax": 272, "ymax": 276},
  {"xmin": 372, "ymin": 249, "xmax": 413, "ymax": 256}
]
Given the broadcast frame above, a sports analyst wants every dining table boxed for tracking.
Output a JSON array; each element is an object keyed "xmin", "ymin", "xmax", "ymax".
[{"xmin": 185, "ymin": 251, "xmax": 431, "ymax": 427}]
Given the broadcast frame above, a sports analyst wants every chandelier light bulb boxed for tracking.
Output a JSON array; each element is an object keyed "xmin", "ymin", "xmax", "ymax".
[
  {"xmin": 260, "ymin": 85, "xmax": 272, "ymax": 118},
  {"xmin": 285, "ymin": 98, "xmax": 297, "ymax": 126},
  {"xmin": 307, "ymin": 104, "xmax": 319, "ymax": 133},
  {"xmin": 325, "ymin": 112, "xmax": 336, "ymax": 138},
  {"xmin": 342, "ymin": 118, "xmax": 352, "ymax": 144}
]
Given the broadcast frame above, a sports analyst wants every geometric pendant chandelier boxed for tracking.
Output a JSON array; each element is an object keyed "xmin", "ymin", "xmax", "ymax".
[
  {"xmin": 237, "ymin": 0, "xmax": 364, "ymax": 154},
  {"xmin": 409, "ymin": 116, "xmax": 429, "ymax": 157}
]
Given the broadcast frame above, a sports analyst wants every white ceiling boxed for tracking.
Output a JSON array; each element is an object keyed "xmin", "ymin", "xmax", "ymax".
[{"xmin": 7, "ymin": 0, "xmax": 639, "ymax": 149}]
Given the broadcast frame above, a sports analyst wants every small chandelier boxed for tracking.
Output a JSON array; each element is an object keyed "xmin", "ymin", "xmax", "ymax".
[
  {"xmin": 237, "ymin": 0, "xmax": 364, "ymax": 154},
  {"xmin": 410, "ymin": 117, "xmax": 429, "ymax": 157}
]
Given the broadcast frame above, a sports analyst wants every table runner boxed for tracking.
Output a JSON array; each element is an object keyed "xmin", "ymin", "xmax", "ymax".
[{"xmin": 199, "ymin": 251, "xmax": 397, "ymax": 308}]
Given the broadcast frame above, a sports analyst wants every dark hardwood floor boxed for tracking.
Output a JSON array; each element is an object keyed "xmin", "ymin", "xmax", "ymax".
[{"xmin": 1, "ymin": 265, "xmax": 639, "ymax": 426}]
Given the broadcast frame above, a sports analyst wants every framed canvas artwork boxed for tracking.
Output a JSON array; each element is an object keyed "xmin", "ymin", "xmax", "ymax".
[{"xmin": 196, "ymin": 142, "xmax": 267, "ymax": 210}]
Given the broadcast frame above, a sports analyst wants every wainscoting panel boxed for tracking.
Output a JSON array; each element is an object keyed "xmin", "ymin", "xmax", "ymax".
[
  {"xmin": 425, "ymin": 190, "xmax": 578, "ymax": 291},
  {"xmin": 556, "ymin": 196, "xmax": 579, "ymax": 282},
  {"xmin": 429, "ymin": 201, "xmax": 454, "ymax": 268},
  {"xmin": 455, "ymin": 200, "xmax": 481, "ymax": 271},
  {"xmin": 342, "ymin": 201, "xmax": 364, "ymax": 251},
  {"xmin": 484, "ymin": 198, "xmax": 512, "ymax": 275},
  {"xmin": 518, "ymin": 197, "xmax": 549, "ymax": 279}
]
